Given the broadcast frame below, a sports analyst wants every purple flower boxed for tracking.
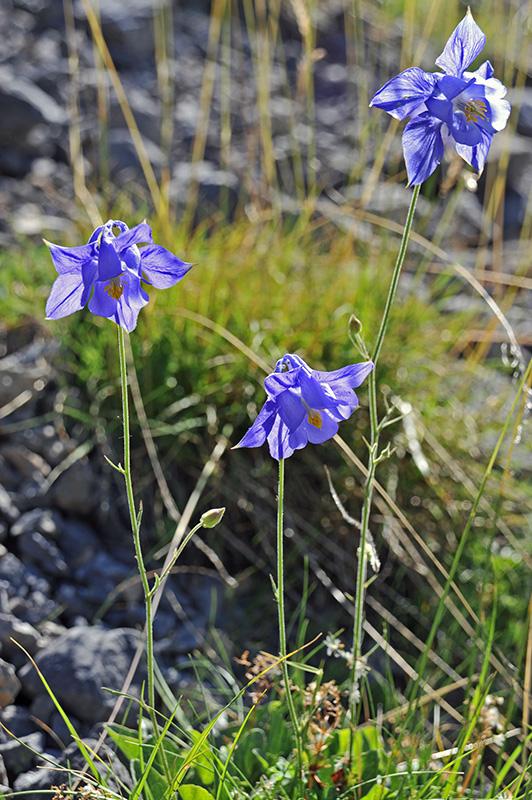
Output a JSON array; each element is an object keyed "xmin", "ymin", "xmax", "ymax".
[
  {"xmin": 234, "ymin": 354, "xmax": 374, "ymax": 460},
  {"xmin": 45, "ymin": 219, "xmax": 191, "ymax": 332},
  {"xmin": 370, "ymin": 10, "xmax": 511, "ymax": 185}
]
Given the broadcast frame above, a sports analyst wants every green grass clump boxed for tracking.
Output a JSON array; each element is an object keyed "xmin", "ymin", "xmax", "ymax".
[{"xmin": 3, "ymin": 213, "xmax": 529, "ymax": 666}]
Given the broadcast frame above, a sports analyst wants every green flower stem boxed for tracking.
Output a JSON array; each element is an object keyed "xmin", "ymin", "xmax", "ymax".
[
  {"xmin": 276, "ymin": 458, "xmax": 304, "ymax": 796},
  {"xmin": 349, "ymin": 183, "xmax": 421, "ymax": 731},
  {"xmin": 117, "ymin": 327, "xmax": 156, "ymax": 715}
]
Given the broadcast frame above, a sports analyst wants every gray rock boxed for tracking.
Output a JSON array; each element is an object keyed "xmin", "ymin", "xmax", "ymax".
[
  {"xmin": 0, "ymin": 732, "xmax": 44, "ymax": 777},
  {"xmin": 0, "ymin": 753, "xmax": 7, "ymax": 789},
  {"xmin": 0, "ymin": 613, "xmax": 43, "ymax": 666},
  {"xmin": 0, "ymin": 337, "xmax": 53, "ymax": 410},
  {"xmin": 57, "ymin": 518, "xmax": 98, "ymax": 569},
  {"xmin": 0, "ymin": 554, "xmax": 48, "ymax": 597},
  {"xmin": 107, "ymin": 129, "xmax": 165, "ymax": 177},
  {"xmin": 10, "ymin": 508, "xmax": 57, "ymax": 539},
  {"xmin": 12, "ymin": 737, "xmax": 129, "ymax": 794},
  {"xmin": 19, "ymin": 626, "xmax": 143, "ymax": 723},
  {"xmin": 29, "ymin": 693, "xmax": 54, "ymax": 726},
  {"xmin": 48, "ymin": 459, "xmax": 98, "ymax": 515},
  {"xmin": 0, "ymin": 486, "xmax": 19, "ymax": 524},
  {"xmin": 48, "ymin": 711, "xmax": 78, "ymax": 747},
  {"xmin": 16, "ymin": 531, "xmax": 68, "ymax": 577},
  {"xmin": 0, "ymin": 659, "xmax": 21, "ymax": 707},
  {"xmin": 96, "ymin": 0, "xmax": 166, "ymax": 68},
  {"xmin": 12, "ymin": 767, "xmax": 45, "ymax": 793},
  {"xmin": 9, "ymin": 590, "xmax": 58, "ymax": 627},
  {"xmin": 0, "ymin": 67, "xmax": 65, "ymax": 147},
  {"xmin": 0, "ymin": 554, "xmax": 57, "ymax": 629},
  {"xmin": 0, "ymin": 705, "xmax": 36, "ymax": 739}
]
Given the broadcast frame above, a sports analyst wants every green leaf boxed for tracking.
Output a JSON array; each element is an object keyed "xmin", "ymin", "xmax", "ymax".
[
  {"xmin": 106, "ymin": 723, "xmax": 144, "ymax": 762},
  {"xmin": 361, "ymin": 784, "xmax": 389, "ymax": 799},
  {"xmin": 265, "ymin": 700, "xmax": 291, "ymax": 757},
  {"xmin": 131, "ymin": 758, "xmax": 166, "ymax": 800},
  {"xmin": 178, "ymin": 785, "xmax": 215, "ymax": 800},
  {"xmin": 189, "ymin": 730, "xmax": 215, "ymax": 785}
]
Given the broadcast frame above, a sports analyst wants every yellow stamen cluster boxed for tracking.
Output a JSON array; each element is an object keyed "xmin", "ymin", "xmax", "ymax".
[
  {"xmin": 105, "ymin": 279, "xmax": 124, "ymax": 300},
  {"xmin": 307, "ymin": 410, "xmax": 323, "ymax": 429},
  {"xmin": 464, "ymin": 98, "xmax": 488, "ymax": 123}
]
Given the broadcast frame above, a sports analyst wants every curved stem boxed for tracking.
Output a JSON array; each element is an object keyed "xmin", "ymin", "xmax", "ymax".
[
  {"xmin": 276, "ymin": 458, "xmax": 304, "ymax": 796},
  {"xmin": 118, "ymin": 327, "xmax": 155, "ymax": 714},
  {"xmin": 349, "ymin": 184, "xmax": 420, "ymax": 733}
]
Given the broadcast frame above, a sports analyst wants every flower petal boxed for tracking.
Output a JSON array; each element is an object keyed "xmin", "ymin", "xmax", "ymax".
[
  {"xmin": 45, "ymin": 242, "xmax": 94, "ymax": 275},
  {"xmin": 425, "ymin": 96, "xmax": 453, "ymax": 125},
  {"xmin": 454, "ymin": 128, "xmax": 493, "ymax": 173},
  {"xmin": 266, "ymin": 416, "xmax": 294, "ymax": 460},
  {"xmin": 313, "ymin": 361, "xmax": 374, "ymax": 389},
  {"xmin": 402, "ymin": 113, "xmax": 444, "ymax": 185},
  {"xmin": 98, "ymin": 234, "xmax": 123, "ymax": 281},
  {"xmin": 449, "ymin": 115, "xmax": 483, "ymax": 146},
  {"xmin": 139, "ymin": 245, "xmax": 192, "ymax": 289},
  {"xmin": 276, "ymin": 353, "xmax": 309, "ymax": 372},
  {"xmin": 276, "ymin": 389, "xmax": 306, "ymax": 429},
  {"xmin": 306, "ymin": 411, "xmax": 339, "ymax": 445},
  {"xmin": 80, "ymin": 259, "xmax": 98, "ymax": 306},
  {"xmin": 115, "ymin": 221, "xmax": 153, "ymax": 251},
  {"xmin": 45, "ymin": 272, "xmax": 85, "ymax": 320},
  {"xmin": 299, "ymin": 371, "xmax": 338, "ymax": 411},
  {"xmin": 115, "ymin": 274, "xmax": 149, "ymax": 332},
  {"xmin": 470, "ymin": 60, "xmax": 494, "ymax": 80},
  {"xmin": 88, "ymin": 225, "xmax": 104, "ymax": 243},
  {"xmin": 288, "ymin": 420, "xmax": 309, "ymax": 451},
  {"xmin": 89, "ymin": 281, "xmax": 117, "ymax": 319},
  {"xmin": 370, "ymin": 67, "xmax": 438, "ymax": 121},
  {"xmin": 487, "ymin": 95, "xmax": 511, "ymax": 132},
  {"xmin": 437, "ymin": 75, "xmax": 474, "ymax": 100},
  {"xmin": 233, "ymin": 400, "xmax": 277, "ymax": 450},
  {"xmin": 327, "ymin": 387, "xmax": 359, "ymax": 421},
  {"xmin": 435, "ymin": 9, "xmax": 486, "ymax": 76},
  {"xmin": 264, "ymin": 369, "xmax": 300, "ymax": 397}
]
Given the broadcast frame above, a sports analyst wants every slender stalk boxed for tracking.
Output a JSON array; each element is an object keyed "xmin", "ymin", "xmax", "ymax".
[
  {"xmin": 276, "ymin": 458, "xmax": 304, "ymax": 795},
  {"xmin": 349, "ymin": 184, "xmax": 421, "ymax": 732},
  {"xmin": 373, "ymin": 183, "xmax": 421, "ymax": 367},
  {"xmin": 117, "ymin": 327, "xmax": 156, "ymax": 714}
]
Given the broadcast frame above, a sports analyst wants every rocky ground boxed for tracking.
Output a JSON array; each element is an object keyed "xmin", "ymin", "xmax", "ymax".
[
  {"xmin": 0, "ymin": 324, "xmax": 220, "ymax": 793},
  {"xmin": 0, "ymin": 0, "xmax": 531, "ymax": 246}
]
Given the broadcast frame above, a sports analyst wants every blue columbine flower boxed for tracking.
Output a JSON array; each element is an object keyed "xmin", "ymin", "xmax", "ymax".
[
  {"xmin": 370, "ymin": 9, "xmax": 511, "ymax": 185},
  {"xmin": 45, "ymin": 219, "xmax": 191, "ymax": 332},
  {"xmin": 234, "ymin": 354, "xmax": 374, "ymax": 460}
]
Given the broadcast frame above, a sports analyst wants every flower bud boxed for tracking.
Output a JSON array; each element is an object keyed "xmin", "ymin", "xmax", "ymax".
[
  {"xmin": 349, "ymin": 314, "xmax": 363, "ymax": 336},
  {"xmin": 200, "ymin": 507, "xmax": 225, "ymax": 529}
]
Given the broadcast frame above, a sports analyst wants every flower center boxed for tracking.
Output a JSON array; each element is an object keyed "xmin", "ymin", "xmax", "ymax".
[
  {"xmin": 105, "ymin": 278, "xmax": 124, "ymax": 300},
  {"xmin": 307, "ymin": 410, "xmax": 323, "ymax": 429},
  {"xmin": 462, "ymin": 98, "xmax": 488, "ymax": 123}
]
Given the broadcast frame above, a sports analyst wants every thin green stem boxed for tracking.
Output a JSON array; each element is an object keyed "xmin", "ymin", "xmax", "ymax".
[
  {"xmin": 349, "ymin": 184, "xmax": 420, "ymax": 734},
  {"xmin": 117, "ymin": 327, "xmax": 156, "ymax": 715},
  {"xmin": 276, "ymin": 458, "xmax": 304, "ymax": 796},
  {"xmin": 373, "ymin": 183, "xmax": 421, "ymax": 368}
]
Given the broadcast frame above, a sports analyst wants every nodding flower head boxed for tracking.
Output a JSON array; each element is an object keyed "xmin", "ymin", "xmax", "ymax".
[
  {"xmin": 369, "ymin": 9, "xmax": 511, "ymax": 185},
  {"xmin": 234, "ymin": 353, "xmax": 374, "ymax": 460},
  {"xmin": 45, "ymin": 219, "xmax": 192, "ymax": 332}
]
